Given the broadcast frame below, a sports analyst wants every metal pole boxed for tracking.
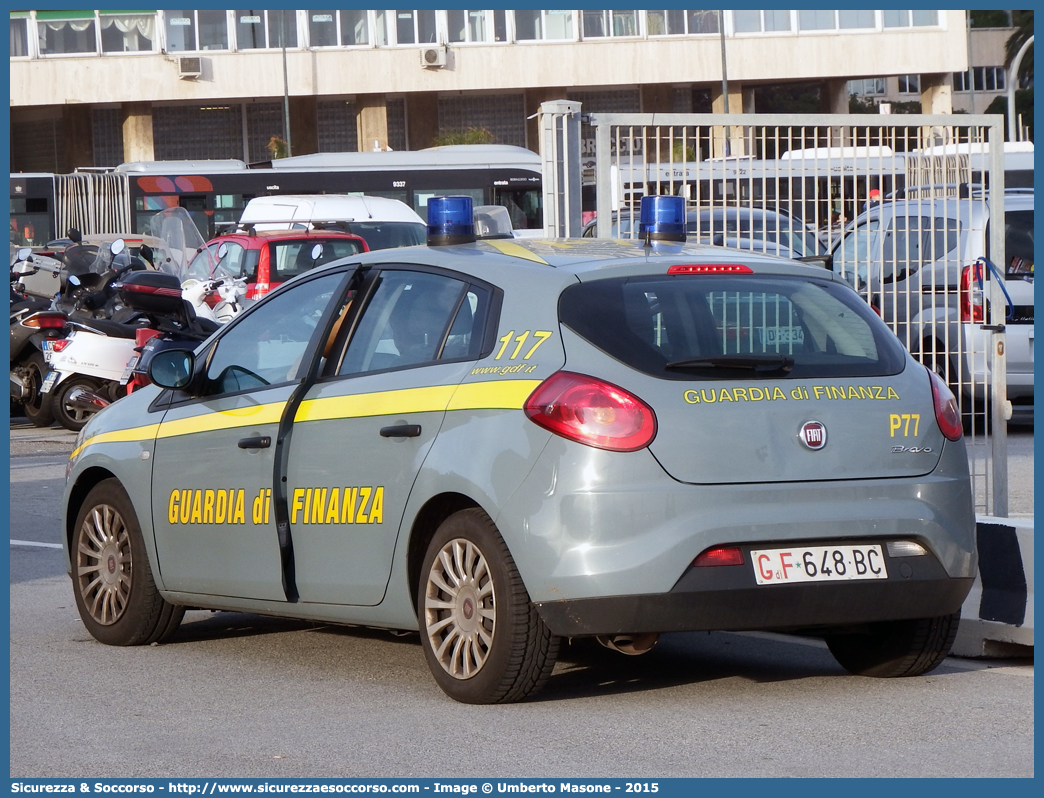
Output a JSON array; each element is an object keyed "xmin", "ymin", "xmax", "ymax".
[
  {"xmin": 965, "ymin": 11, "xmax": 976, "ymax": 116},
  {"xmin": 281, "ymin": 11, "xmax": 292, "ymax": 157},
  {"xmin": 718, "ymin": 10, "xmax": 731, "ymax": 157},
  {"xmin": 1006, "ymin": 35, "xmax": 1033, "ymax": 142}
]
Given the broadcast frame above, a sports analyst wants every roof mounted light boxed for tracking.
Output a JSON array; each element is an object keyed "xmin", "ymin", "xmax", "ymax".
[
  {"xmin": 638, "ymin": 196, "xmax": 686, "ymax": 244},
  {"xmin": 427, "ymin": 195, "xmax": 476, "ymax": 246}
]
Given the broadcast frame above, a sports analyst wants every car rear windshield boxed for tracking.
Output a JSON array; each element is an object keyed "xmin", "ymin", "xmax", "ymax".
[
  {"xmin": 268, "ymin": 238, "xmax": 365, "ymax": 282},
  {"xmin": 345, "ymin": 222, "xmax": 426, "ymax": 250},
  {"xmin": 559, "ymin": 273, "xmax": 907, "ymax": 380}
]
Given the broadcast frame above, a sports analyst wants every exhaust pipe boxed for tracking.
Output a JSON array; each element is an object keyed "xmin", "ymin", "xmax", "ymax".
[
  {"xmin": 11, "ymin": 372, "xmax": 30, "ymax": 400},
  {"xmin": 596, "ymin": 633, "xmax": 659, "ymax": 656},
  {"xmin": 65, "ymin": 386, "xmax": 110, "ymax": 412}
]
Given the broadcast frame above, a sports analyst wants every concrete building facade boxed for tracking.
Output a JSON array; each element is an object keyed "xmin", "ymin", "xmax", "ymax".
[{"xmin": 10, "ymin": 9, "xmax": 970, "ymax": 173}]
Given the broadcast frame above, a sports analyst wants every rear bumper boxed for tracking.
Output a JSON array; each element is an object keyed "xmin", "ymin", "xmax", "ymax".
[{"xmin": 534, "ymin": 544, "xmax": 973, "ymax": 636}]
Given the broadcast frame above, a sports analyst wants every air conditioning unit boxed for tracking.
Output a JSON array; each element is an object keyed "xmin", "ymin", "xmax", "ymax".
[
  {"xmin": 177, "ymin": 56, "xmax": 202, "ymax": 79},
  {"xmin": 420, "ymin": 46, "xmax": 447, "ymax": 68}
]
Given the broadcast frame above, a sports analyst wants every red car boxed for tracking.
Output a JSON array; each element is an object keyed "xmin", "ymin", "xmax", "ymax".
[{"xmin": 187, "ymin": 228, "xmax": 369, "ymax": 299}]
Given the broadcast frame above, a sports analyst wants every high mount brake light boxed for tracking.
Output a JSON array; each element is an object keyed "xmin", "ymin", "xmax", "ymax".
[
  {"xmin": 926, "ymin": 366, "xmax": 963, "ymax": 442},
  {"xmin": 668, "ymin": 264, "xmax": 754, "ymax": 275},
  {"xmin": 524, "ymin": 371, "xmax": 657, "ymax": 452}
]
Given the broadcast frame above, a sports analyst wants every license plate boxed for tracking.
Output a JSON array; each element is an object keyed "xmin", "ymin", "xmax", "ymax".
[
  {"xmin": 42, "ymin": 341, "xmax": 55, "ymax": 363},
  {"xmin": 40, "ymin": 371, "xmax": 58, "ymax": 395},
  {"xmin": 758, "ymin": 327, "xmax": 805, "ymax": 346},
  {"xmin": 751, "ymin": 544, "xmax": 887, "ymax": 585},
  {"xmin": 120, "ymin": 355, "xmax": 140, "ymax": 384}
]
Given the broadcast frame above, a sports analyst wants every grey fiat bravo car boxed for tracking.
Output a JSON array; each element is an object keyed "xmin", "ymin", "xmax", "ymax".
[{"xmin": 62, "ymin": 198, "xmax": 975, "ymax": 704}]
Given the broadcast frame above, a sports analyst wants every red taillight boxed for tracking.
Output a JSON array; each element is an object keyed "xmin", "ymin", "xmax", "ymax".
[
  {"xmin": 668, "ymin": 264, "xmax": 753, "ymax": 275},
  {"xmin": 523, "ymin": 371, "xmax": 657, "ymax": 452},
  {"xmin": 134, "ymin": 328, "xmax": 161, "ymax": 347},
  {"xmin": 118, "ymin": 282, "xmax": 182, "ymax": 298},
  {"xmin": 959, "ymin": 262, "xmax": 984, "ymax": 323},
  {"xmin": 50, "ymin": 339, "xmax": 71, "ymax": 353},
  {"xmin": 22, "ymin": 312, "xmax": 67, "ymax": 329},
  {"xmin": 927, "ymin": 366, "xmax": 963, "ymax": 442},
  {"xmin": 693, "ymin": 547, "xmax": 744, "ymax": 567}
]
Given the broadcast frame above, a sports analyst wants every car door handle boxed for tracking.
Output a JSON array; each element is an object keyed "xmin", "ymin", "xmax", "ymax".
[
  {"xmin": 237, "ymin": 435, "xmax": 272, "ymax": 449},
  {"xmin": 380, "ymin": 424, "xmax": 421, "ymax": 438}
]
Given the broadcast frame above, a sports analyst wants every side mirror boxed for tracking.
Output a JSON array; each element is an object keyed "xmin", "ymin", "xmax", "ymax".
[
  {"xmin": 110, "ymin": 239, "xmax": 126, "ymax": 256},
  {"xmin": 217, "ymin": 243, "xmax": 229, "ymax": 259},
  {"xmin": 16, "ymin": 247, "xmax": 32, "ymax": 262},
  {"xmin": 798, "ymin": 254, "xmax": 833, "ymax": 271},
  {"xmin": 68, "ymin": 274, "xmax": 81, "ymax": 286},
  {"xmin": 310, "ymin": 243, "xmax": 324, "ymax": 261},
  {"xmin": 148, "ymin": 349, "xmax": 196, "ymax": 391},
  {"xmin": 67, "ymin": 228, "xmax": 82, "ymax": 244}
]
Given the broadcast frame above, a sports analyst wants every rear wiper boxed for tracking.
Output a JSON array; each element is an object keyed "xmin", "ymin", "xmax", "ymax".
[{"xmin": 666, "ymin": 355, "xmax": 794, "ymax": 373}]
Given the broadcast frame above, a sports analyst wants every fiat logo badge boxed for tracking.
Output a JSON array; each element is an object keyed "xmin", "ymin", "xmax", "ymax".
[{"xmin": 799, "ymin": 421, "xmax": 827, "ymax": 450}]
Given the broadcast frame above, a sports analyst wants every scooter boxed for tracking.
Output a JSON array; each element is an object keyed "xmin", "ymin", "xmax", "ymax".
[
  {"xmin": 39, "ymin": 239, "xmax": 155, "ymax": 430},
  {"xmin": 10, "ymin": 249, "xmax": 68, "ymax": 426}
]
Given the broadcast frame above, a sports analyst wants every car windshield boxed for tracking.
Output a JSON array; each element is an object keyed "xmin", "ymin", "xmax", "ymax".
[{"xmin": 560, "ymin": 273, "xmax": 907, "ymax": 380}]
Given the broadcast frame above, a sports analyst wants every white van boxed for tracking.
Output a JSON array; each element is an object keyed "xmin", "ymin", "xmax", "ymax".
[{"xmin": 238, "ymin": 194, "xmax": 426, "ymax": 250}]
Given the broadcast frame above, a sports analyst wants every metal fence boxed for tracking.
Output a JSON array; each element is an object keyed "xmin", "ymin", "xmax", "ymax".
[{"xmin": 541, "ymin": 108, "xmax": 1011, "ymax": 516}]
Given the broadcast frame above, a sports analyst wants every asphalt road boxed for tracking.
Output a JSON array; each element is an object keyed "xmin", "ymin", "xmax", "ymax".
[{"xmin": 9, "ymin": 420, "xmax": 1034, "ymax": 778}]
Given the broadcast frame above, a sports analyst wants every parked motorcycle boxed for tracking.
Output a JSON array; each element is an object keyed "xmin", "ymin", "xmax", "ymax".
[{"xmin": 10, "ymin": 248, "xmax": 67, "ymax": 426}]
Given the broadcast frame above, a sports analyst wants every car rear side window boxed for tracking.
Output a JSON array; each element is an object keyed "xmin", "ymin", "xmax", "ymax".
[{"xmin": 559, "ymin": 274, "xmax": 907, "ymax": 380}]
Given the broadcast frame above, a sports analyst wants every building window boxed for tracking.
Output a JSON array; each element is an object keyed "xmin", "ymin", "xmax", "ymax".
[
  {"xmin": 838, "ymin": 11, "xmax": 875, "ymax": 29},
  {"xmin": 514, "ymin": 10, "xmax": 575, "ymax": 40},
  {"xmin": 581, "ymin": 10, "xmax": 639, "ymax": 38},
  {"xmin": 10, "ymin": 16, "xmax": 30, "ymax": 56},
  {"xmin": 447, "ymin": 10, "xmax": 506, "ymax": 43},
  {"xmin": 318, "ymin": 100, "xmax": 359, "ymax": 152},
  {"xmin": 898, "ymin": 75, "xmax": 921, "ymax": 94},
  {"xmin": 394, "ymin": 10, "xmax": 437, "ymax": 44},
  {"xmin": 37, "ymin": 12, "xmax": 97, "ymax": 55},
  {"xmin": 92, "ymin": 108, "xmax": 124, "ymax": 167},
  {"xmin": 954, "ymin": 67, "xmax": 1007, "ymax": 93},
  {"xmin": 732, "ymin": 10, "xmax": 791, "ymax": 33},
  {"xmin": 848, "ymin": 78, "xmax": 887, "ymax": 96},
  {"xmin": 307, "ymin": 10, "xmax": 369, "ymax": 46},
  {"xmin": 647, "ymin": 10, "xmax": 719, "ymax": 36},
  {"xmin": 153, "ymin": 105, "xmax": 242, "ymax": 161},
  {"xmin": 437, "ymin": 94, "xmax": 525, "ymax": 148},
  {"xmin": 164, "ymin": 10, "xmax": 230, "ymax": 51},
  {"xmin": 883, "ymin": 10, "xmax": 939, "ymax": 27},
  {"xmin": 100, "ymin": 13, "xmax": 157, "ymax": 52},
  {"xmin": 235, "ymin": 10, "xmax": 297, "ymax": 50}
]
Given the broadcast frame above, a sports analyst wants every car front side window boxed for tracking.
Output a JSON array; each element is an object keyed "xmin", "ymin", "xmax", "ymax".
[
  {"xmin": 337, "ymin": 270, "xmax": 483, "ymax": 375},
  {"xmin": 204, "ymin": 272, "xmax": 345, "ymax": 394}
]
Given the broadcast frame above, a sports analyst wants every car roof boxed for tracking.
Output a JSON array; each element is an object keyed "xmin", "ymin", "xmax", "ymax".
[
  {"xmin": 208, "ymin": 229, "xmax": 366, "ymax": 243},
  {"xmin": 316, "ymin": 237, "xmax": 840, "ymax": 286}
]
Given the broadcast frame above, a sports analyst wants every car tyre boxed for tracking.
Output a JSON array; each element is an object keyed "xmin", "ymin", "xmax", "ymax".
[
  {"xmin": 825, "ymin": 610, "xmax": 961, "ymax": 678},
  {"xmin": 71, "ymin": 478, "xmax": 185, "ymax": 646},
  {"xmin": 53, "ymin": 375, "xmax": 106, "ymax": 432},
  {"xmin": 418, "ymin": 508, "xmax": 559, "ymax": 704},
  {"xmin": 19, "ymin": 351, "xmax": 55, "ymax": 427}
]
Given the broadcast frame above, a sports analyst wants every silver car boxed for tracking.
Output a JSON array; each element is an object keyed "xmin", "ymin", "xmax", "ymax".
[
  {"xmin": 831, "ymin": 188, "xmax": 1034, "ymax": 421},
  {"xmin": 62, "ymin": 229, "xmax": 975, "ymax": 704}
]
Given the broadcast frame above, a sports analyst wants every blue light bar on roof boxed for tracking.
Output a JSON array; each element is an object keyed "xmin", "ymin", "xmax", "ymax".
[
  {"xmin": 638, "ymin": 196, "xmax": 686, "ymax": 244},
  {"xmin": 427, "ymin": 195, "xmax": 476, "ymax": 246}
]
